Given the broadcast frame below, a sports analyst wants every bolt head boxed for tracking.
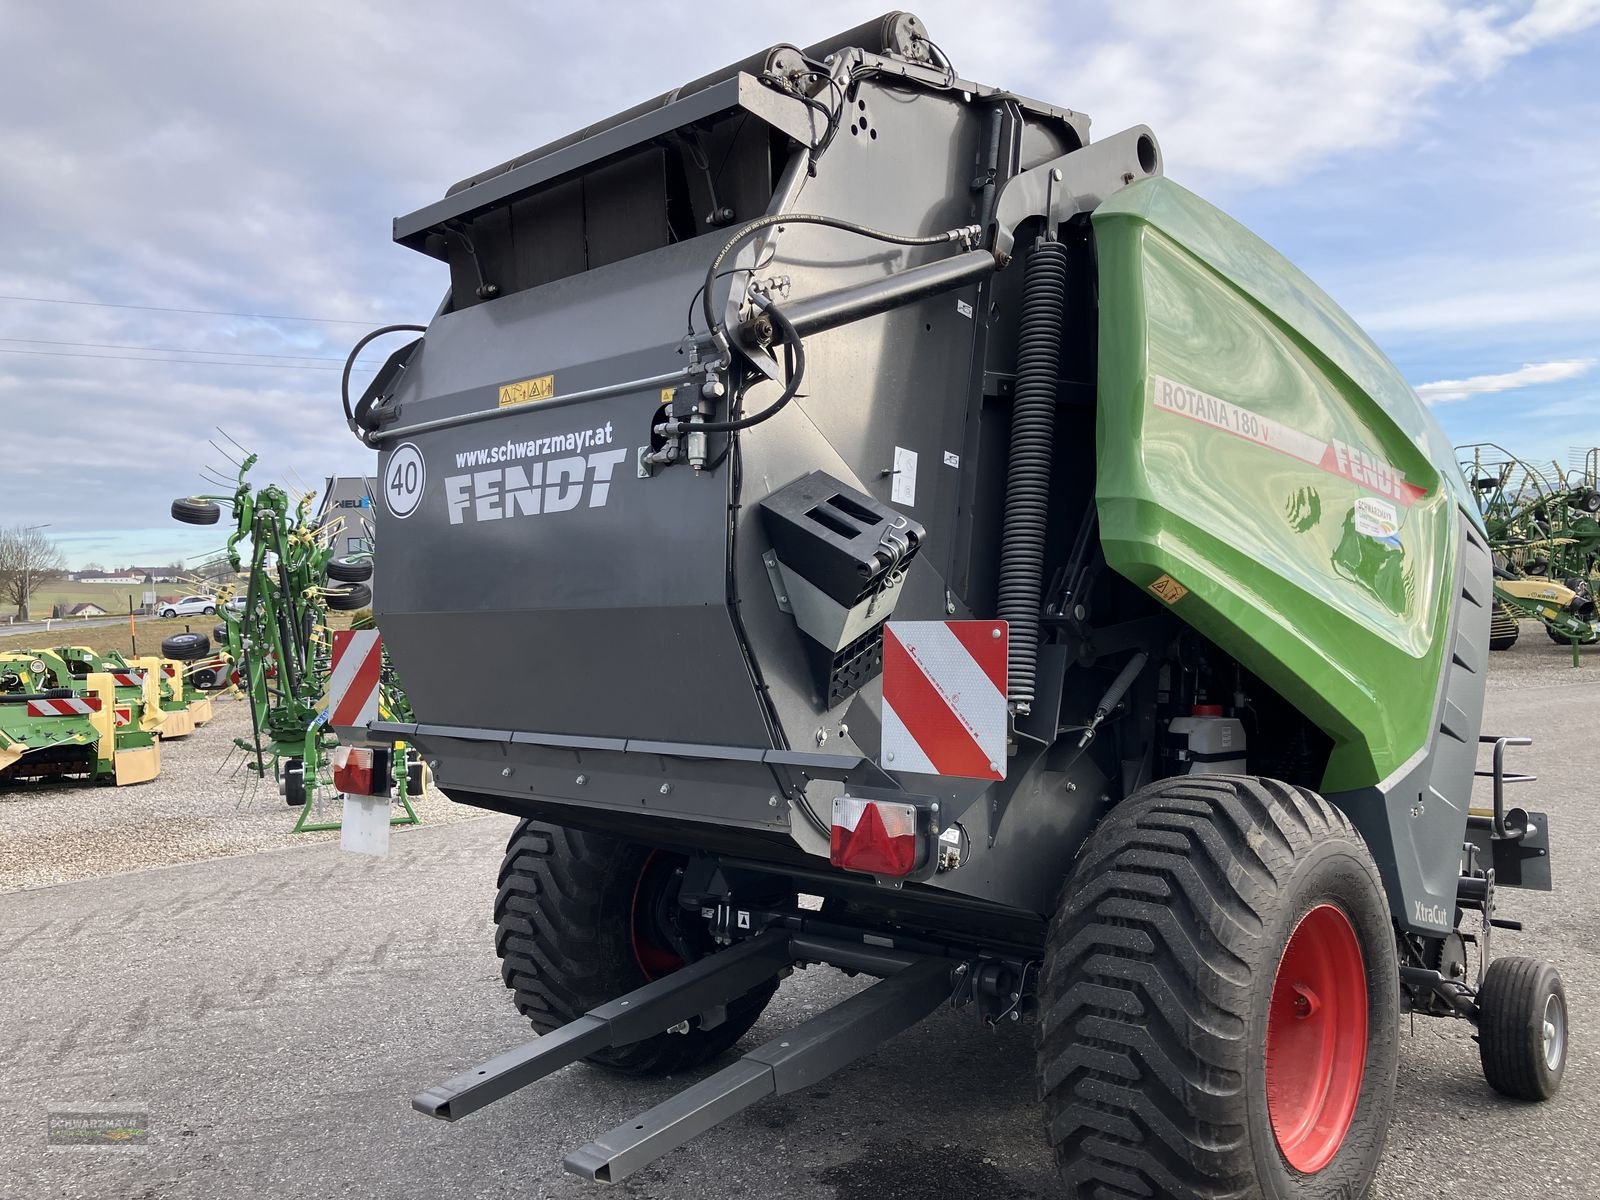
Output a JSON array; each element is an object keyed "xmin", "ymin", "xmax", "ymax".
[
  {"xmin": 659, "ymin": 782, "xmax": 672, "ymax": 795},
  {"xmin": 575, "ymin": 774, "xmax": 587, "ymax": 786},
  {"xmin": 500, "ymin": 767, "xmax": 513, "ymax": 777},
  {"xmin": 991, "ymin": 626, "xmax": 1001, "ymax": 639}
]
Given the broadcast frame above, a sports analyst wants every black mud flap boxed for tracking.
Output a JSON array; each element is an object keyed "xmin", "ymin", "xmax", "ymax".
[{"xmin": 1465, "ymin": 809, "xmax": 1552, "ymax": 891}]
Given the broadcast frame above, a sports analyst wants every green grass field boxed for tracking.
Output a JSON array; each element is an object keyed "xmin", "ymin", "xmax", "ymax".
[
  {"xmin": 0, "ymin": 617, "xmax": 211, "ymax": 658},
  {"xmin": 22, "ymin": 580, "xmax": 188, "ymax": 616}
]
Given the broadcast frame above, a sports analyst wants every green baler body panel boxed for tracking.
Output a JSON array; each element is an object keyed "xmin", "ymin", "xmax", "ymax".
[{"xmin": 1093, "ymin": 178, "xmax": 1479, "ymax": 791}]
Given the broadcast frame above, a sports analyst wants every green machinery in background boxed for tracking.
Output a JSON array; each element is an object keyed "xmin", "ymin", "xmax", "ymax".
[
  {"xmin": 1459, "ymin": 443, "xmax": 1599, "ymax": 658},
  {"xmin": 171, "ymin": 450, "xmax": 422, "ymax": 830},
  {"xmin": 0, "ymin": 651, "xmax": 159, "ymax": 785}
]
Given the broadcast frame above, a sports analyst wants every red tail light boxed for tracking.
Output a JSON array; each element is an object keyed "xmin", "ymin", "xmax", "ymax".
[
  {"xmin": 830, "ymin": 796, "xmax": 922, "ymax": 878},
  {"xmin": 332, "ymin": 746, "xmax": 391, "ymax": 797}
]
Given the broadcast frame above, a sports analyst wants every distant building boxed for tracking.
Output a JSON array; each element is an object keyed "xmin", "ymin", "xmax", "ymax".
[
  {"xmin": 315, "ymin": 476, "xmax": 377, "ymax": 558},
  {"xmin": 68, "ymin": 602, "xmax": 109, "ymax": 617}
]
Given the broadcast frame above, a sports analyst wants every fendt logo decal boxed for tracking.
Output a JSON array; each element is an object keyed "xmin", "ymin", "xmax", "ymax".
[
  {"xmin": 1151, "ymin": 375, "xmax": 1427, "ymax": 507},
  {"xmin": 444, "ymin": 448, "xmax": 629, "ymax": 525}
]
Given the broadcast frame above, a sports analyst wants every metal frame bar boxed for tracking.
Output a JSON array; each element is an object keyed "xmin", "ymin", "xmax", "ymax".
[
  {"xmin": 414, "ymin": 931, "xmax": 794, "ymax": 1121},
  {"xmin": 563, "ymin": 957, "xmax": 954, "ymax": 1183},
  {"xmin": 1470, "ymin": 735, "xmax": 1536, "ymax": 839},
  {"xmin": 414, "ymin": 927, "xmax": 965, "ymax": 1183}
]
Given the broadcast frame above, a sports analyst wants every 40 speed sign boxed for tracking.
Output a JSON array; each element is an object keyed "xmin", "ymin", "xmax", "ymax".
[{"xmin": 384, "ymin": 443, "xmax": 426, "ymax": 519}]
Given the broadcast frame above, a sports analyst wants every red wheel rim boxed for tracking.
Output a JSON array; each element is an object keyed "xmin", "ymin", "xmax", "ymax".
[
  {"xmin": 628, "ymin": 851, "xmax": 686, "ymax": 981},
  {"xmin": 1265, "ymin": 903, "xmax": 1368, "ymax": 1173}
]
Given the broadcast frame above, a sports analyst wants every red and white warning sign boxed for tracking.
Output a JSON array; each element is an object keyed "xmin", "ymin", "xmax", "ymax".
[
  {"xmin": 114, "ymin": 705, "xmax": 132, "ymax": 727},
  {"xmin": 27, "ymin": 696, "xmax": 102, "ymax": 717},
  {"xmin": 880, "ymin": 621, "xmax": 1008, "ymax": 781},
  {"xmin": 110, "ymin": 671, "xmax": 144, "ymax": 687},
  {"xmin": 327, "ymin": 630, "xmax": 382, "ymax": 728}
]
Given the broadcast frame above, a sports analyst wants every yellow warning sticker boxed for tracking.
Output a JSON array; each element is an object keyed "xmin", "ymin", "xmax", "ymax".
[
  {"xmin": 660, "ymin": 387, "xmax": 676, "ymax": 404},
  {"xmin": 498, "ymin": 374, "xmax": 556, "ymax": 408},
  {"xmin": 1148, "ymin": 574, "xmax": 1188, "ymax": 605}
]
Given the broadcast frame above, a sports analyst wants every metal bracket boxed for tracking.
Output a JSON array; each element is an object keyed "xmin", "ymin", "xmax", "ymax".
[{"xmin": 991, "ymin": 126, "xmax": 1163, "ymax": 258}]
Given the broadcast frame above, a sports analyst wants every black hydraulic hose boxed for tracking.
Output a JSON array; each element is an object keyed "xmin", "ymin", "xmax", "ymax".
[
  {"xmin": 701, "ymin": 214, "xmax": 974, "ymax": 334},
  {"xmin": 342, "ymin": 324, "xmax": 427, "ymax": 423},
  {"xmin": 690, "ymin": 304, "xmax": 806, "ymax": 435},
  {"xmin": 996, "ymin": 239, "xmax": 1070, "ymax": 710}
]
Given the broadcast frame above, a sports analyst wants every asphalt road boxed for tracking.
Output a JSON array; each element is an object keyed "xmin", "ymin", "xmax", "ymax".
[
  {"xmin": 0, "ymin": 614, "xmax": 129, "ymax": 639},
  {"xmin": 3, "ymin": 668, "xmax": 1594, "ymax": 1199}
]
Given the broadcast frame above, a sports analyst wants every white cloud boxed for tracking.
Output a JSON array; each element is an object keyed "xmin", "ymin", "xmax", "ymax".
[
  {"xmin": 1416, "ymin": 358, "xmax": 1596, "ymax": 404},
  {"xmin": 1057, "ymin": 0, "xmax": 1600, "ymax": 185},
  {"xmin": 0, "ymin": 0, "xmax": 1596, "ymax": 562}
]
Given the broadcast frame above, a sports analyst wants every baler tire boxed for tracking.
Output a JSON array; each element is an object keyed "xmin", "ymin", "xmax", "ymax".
[
  {"xmin": 171, "ymin": 497, "xmax": 222, "ymax": 525},
  {"xmin": 494, "ymin": 820, "xmax": 783, "ymax": 1077},
  {"xmin": 1037, "ymin": 775, "xmax": 1398, "ymax": 1200},
  {"xmin": 1477, "ymin": 956, "xmax": 1567, "ymax": 1100},
  {"xmin": 327, "ymin": 556, "xmax": 373, "ymax": 583},
  {"xmin": 160, "ymin": 632, "xmax": 211, "ymax": 661},
  {"xmin": 325, "ymin": 583, "xmax": 371, "ymax": 611}
]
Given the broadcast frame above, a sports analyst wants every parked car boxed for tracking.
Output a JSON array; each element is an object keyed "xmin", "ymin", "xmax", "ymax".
[{"xmin": 158, "ymin": 595, "xmax": 217, "ymax": 618}]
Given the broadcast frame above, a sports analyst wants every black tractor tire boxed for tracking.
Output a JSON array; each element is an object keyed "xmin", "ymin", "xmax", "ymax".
[
  {"xmin": 1489, "ymin": 601, "xmax": 1520, "ymax": 651},
  {"xmin": 1038, "ymin": 775, "xmax": 1399, "ymax": 1200},
  {"xmin": 1477, "ymin": 956, "xmax": 1567, "ymax": 1100},
  {"xmin": 212, "ymin": 623, "xmax": 229, "ymax": 644},
  {"xmin": 325, "ymin": 583, "xmax": 372, "ymax": 611},
  {"xmin": 494, "ymin": 820, "xmax": 784, "ymax": 1076},
  {"xmin": 160, "ymin": 632, "xmax": 211, "ymax": 661},
  {"xmin": 171, "ymin": 496, "xmax": 221, "ymax": 525},
  {"xmin": 327, "ymin": 556, "xmax": 373, "ymax": 583}
]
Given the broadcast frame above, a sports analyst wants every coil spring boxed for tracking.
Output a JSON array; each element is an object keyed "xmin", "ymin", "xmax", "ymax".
[{"xmin": 995, "ymin": 239, "xmax": 1069, "ymax": 707}]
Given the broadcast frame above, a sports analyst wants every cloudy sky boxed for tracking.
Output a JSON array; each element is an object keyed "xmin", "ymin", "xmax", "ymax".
[{"xmin": 2, "ymin": 0, "xmax": 1596, "ymax": 568}]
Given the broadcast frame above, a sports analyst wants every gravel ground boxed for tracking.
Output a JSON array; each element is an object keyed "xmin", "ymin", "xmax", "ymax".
[
  {"xmin": 1, "ymin": 641, "xmax": 1594, "ymax": 1199},
  {"xmin": 1484, "ymin": 617, "xmax": 1598, "ymax": 689},
  {"xmin": 0, "ymin": 694, "xmax": 479, "ymax": 894}
]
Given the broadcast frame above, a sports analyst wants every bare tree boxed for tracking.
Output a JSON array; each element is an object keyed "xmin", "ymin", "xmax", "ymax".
[{"xmin": 0, "ymin": 525, "xmax": 67, "ymax": 620}]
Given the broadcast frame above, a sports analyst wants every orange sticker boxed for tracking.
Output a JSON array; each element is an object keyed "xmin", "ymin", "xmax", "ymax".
[{"xmin": 1148, "ymin": 574, "xmax": 1188, "ymax": 605}]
